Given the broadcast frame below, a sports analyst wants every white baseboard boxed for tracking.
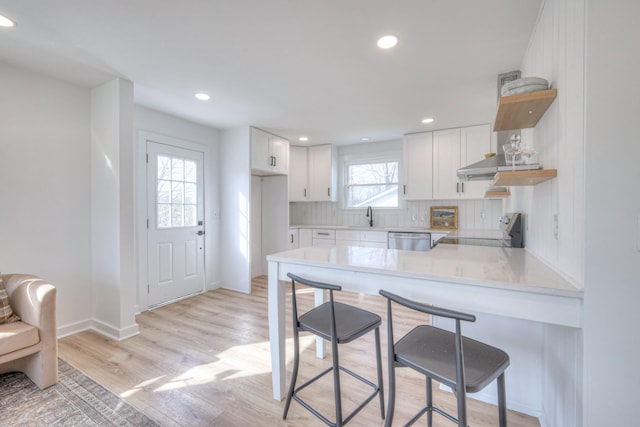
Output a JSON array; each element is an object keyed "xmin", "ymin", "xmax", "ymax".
[{"xmin": 57, "ymin": 319, "xmax": 139, "ymax": 341}]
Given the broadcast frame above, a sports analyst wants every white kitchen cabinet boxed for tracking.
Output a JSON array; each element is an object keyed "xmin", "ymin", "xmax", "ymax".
[
  {"xmin": 361, "ymin": 231, "xmax": 388, "ymax": 248},
  {"xmin": 299, "ymin": 228, "xmax": 312, "ymax": 248},
  {"xmin": 312, "ymin": 228, "xmax": 335, "ymax": 246},
  {"xmin": 335, "ymin": 229, "xmax": 360, "ymax": 246},
  {"xmin": 402, "ymin": 132, "xmax": 433, "ymax": 200},
  {"xmin": 251, "ymin": 127, "xmax": 289, "ymax": 175},
  {"xmin": 308, "ymin": 144, "xmax": 337, "ymax": 202},
  {"xmin": 288, "ymin": 146, "xmax": 308, "ymax": 201},
  {"xmin": 460, "ymin": 125, "xmax": 491, "ymax": 198},
  {"xmin": 433, "ymin": 124, "xmax": 490, "ymax": 199},
  {"xmin": 335, "ymin": 229, "xmax": 388, "ymax": 248},
  {"xmin": 288, "ymin": 228, "xmax": 299, "ymax": 250}
]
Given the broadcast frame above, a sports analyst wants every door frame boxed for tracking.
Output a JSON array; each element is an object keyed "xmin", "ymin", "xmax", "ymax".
[{"xmin": 136, "ymin": 131, "xmax": 212, "ymax": 312}]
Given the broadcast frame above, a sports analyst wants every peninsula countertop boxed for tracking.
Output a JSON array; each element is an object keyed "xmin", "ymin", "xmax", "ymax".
[
  {"xmin": 266, "ymin": 244, "xmax": 583, "ymax": 404},
  {"xmin": 267, "ymin": 244, "xmax": 582, "ymax": 299}
]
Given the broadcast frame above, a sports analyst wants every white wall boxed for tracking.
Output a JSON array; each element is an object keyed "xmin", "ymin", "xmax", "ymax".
[
  {"xmin": 508, "ymin": 0, "xmax": 586, "ymax": 288},
  {"xmin": 220, "ymin": 127, "xmax": 251, "ymax": 293},
  {"xmin": 90, "ymin": 78, "xmax": 138, "ymax": 340},
  {"xmin": 0, "ymin": 63, "xmax": 93, "ymax": 330},
  {"xmin": 134, "ymin": 106, "xmax": 221, "ymax": 295},
  {"xmin": 583, "ymin": 0, "xmax": 640, "ymax": 425},
  {"xmin": 513, "ymin": 2, "xmax": 587, "ymax": 425}
]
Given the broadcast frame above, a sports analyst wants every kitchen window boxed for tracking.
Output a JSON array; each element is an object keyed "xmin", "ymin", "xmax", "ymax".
[{"xmin": 343, "ymin": 156, "xmax": 400, "ymax": 209}]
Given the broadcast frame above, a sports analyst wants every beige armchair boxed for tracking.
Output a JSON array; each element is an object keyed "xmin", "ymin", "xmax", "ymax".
[{"xmin": 0, "ymin": 274, "xmax": 57, "ymax": 389}]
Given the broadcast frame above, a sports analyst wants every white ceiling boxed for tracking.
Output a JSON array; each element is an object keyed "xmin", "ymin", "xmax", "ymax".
[{"xmin": 0, "ymin": 1, "xmax": 541, "ymax": 145}]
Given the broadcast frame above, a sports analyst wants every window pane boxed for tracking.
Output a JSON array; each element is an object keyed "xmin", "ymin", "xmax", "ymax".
[
  {"xmin": 171, "ymin": 204, "xmax": 184, "ymax": 227},
  {"xmin": 184, "ymin": 183, "xmax": 197, "ymax": 204},
  {"xmin": 171, "ymin": 182, "xmax": 184, "ymax": 204},
  {"xmin": 348, "ymin": 162, "xmax": 398, "ymax": 185},
  {"xmin": 157, "ymin": 156, "xmax": 171, "ymax": 180},
  {"xmin": 184, "ymin": 160, "xmax": 197, "ymax": 183},
  {"xmin": 157, "ymin": 204, "xmax": 171, "ymax": 228},
  {"xmin": 157, "ymin": 180, "xmax": 171, "ymax": 203},
  {"xmin": 347, "ymin": 185, "xmax": 398, "ymax": 208},
  {"xmin": 184, "ymin": 204, "xmax": 197, "ymax": 226},
  {"xmin": 171, "ymin": 158, "xmax": 184, "ymax": 181}
]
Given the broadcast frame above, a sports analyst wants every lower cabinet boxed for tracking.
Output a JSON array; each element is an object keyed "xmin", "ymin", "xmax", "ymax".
[
  {"xmin": 312, "ymin": 228, "xmax": 336, "ymax": 246},
  {"xmin": 288, "ymin": 229, "xmax": 299, "ymax": 250},
  {"xmin": 336, "ymin": 230, "xmax": 388, "ymax": 248}
]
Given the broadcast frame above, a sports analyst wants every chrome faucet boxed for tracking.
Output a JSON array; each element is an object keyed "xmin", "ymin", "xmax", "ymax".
[{"xmin": 366, "ymin": 206, "xmax": 373, "ymax": 227}]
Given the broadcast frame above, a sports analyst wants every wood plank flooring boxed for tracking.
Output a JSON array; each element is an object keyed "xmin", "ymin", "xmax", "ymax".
[{"xmin": 59, "ymin": 276, "xmax": 540, "ymax": 427}]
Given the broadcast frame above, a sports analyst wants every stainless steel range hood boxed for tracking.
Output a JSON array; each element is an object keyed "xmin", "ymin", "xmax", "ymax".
[
  {"xmin": 457, "ymin": 154, "xmax": 542, "ymax": 181},
  {"xmin": 457, "ymin": 130, "xmax": 541, "ymax": 181}
]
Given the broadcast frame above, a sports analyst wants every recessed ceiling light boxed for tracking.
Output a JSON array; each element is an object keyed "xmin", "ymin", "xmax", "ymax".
[
  {"xmin": 377, "ymin": 35, "xmax": 398, "ymax": 49},
  {"xmin": 0, "ymin": 14, "xmax": 16, "ymax": 28},
  {"xmin": 299, "ymin": 137, "xmax": 308, "ymax": 142},
  {"xmin": 360, "ymin": 137, "xmax": 371, "ymax": 142},
  {"xmin": 421, "ymin": 117, "xmax": 435, "ymax": 124},
  {"xmin": 194, "ymin": 93, "xmax": 210, "ymax": 101}
]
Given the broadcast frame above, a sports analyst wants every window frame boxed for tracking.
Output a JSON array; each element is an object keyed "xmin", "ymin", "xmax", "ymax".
[{"xmin": 341, "ymin": 150, "xmax": 404, "ymax": 211}]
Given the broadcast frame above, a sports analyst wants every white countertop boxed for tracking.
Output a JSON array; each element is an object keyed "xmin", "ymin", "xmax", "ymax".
[{"xmin": 267, "ymin": 244, "xmax": 582, "ymax": 299}]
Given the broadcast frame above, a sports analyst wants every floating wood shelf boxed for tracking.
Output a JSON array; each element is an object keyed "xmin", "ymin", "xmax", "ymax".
[
  {"xmin": 484, "ymin": 191, "xmax": 511, "ymax": 198},
  {"xmin": 492, "ymin": 169, "xmax": 557, "ymax": 186},
  {"xmin": 493, "ymin": 89, "xmax": 558, "ymax": 131}
]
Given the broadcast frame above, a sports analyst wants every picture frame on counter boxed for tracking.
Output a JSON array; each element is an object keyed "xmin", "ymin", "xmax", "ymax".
[{"xmin": 430, "ymin": 206, "xmax": 458, "ymax": 230}]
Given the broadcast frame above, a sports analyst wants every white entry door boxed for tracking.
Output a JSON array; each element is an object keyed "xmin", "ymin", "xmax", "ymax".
[{"xmin": 147, "ymin": 141, "xmax": 205, "ymax": 307}]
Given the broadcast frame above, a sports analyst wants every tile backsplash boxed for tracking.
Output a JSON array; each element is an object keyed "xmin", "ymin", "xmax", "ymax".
[{"xmin": 290, "ymin": 199, "xmax": 504, "ymax": 230}]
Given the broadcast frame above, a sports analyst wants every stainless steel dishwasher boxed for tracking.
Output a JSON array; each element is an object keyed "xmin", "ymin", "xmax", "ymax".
[{"xmin": 387, "ymin": 231, "xmax": 432, "ymax": 251}]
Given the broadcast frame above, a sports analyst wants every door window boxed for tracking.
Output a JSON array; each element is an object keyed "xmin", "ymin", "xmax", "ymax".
[{"xmin": 156, "ymin": 155, "xmax": 198, "ymax": 228}]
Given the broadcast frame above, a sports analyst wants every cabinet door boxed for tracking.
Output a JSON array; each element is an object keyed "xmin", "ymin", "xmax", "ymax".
[
  {"xmin": 289, "ymin": 146, "xmax": 308, "ymax": 201},
  {"xmin": 460, "ymin": 124, "xmax": 490, "ymax": 198},
  {"xmin": 403, "ymin": 132, "xmax": 433, "ymax": 200},
  {"xmin": 288, "ymin": 229, "xmax": 299, "ymax": 250},
  {"xmin": 433, "ymin": 128, "xmax": 462, "ymax": 199},
  {"xmin": 308, "ymin": 145, "xmax": 336, "ymax": 201},
  {"xmin": 250, "ymin": 127, "xmax": 271, "ymax": 172},
  {"xmin": 299, "ymin": 228, "xmax": 312, "ymax": 248},
  {"xmin": 270, "ymin": 136, "xmax": 289, "ymax": 175}
]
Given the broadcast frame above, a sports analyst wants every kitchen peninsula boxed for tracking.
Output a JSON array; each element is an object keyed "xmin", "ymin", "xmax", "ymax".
[{"xmin": 267, "ymin": 244, "xmax": 583, "ymax": 419}]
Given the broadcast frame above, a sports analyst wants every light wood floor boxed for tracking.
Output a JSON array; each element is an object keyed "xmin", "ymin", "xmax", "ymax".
[{"xmin": 59, "ymin": 276, "xmax": 540, "ymax": 427}]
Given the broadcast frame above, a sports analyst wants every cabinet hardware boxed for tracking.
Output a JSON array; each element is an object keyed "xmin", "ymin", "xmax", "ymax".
[
  {"xmin": 318, "ymin": 232, "xmax": 330, "ymax": 236},
  {"xmin": 327, "ymin": 188, "xmax": 330, "ymax": 197},
  {"xmin": 461, "ymin": 182, "xmax": 464, "ymax": 192},
  {"xmin": 197, "ymin": 230, "xmax": 205, "ymax": 236},
  {"xmin": 304, "ymin": 189, "xmax": 307, "ymax": 197},
  {"xmin": 290, "ymin": 234, "xmax": 294, "ymax": 244},
  {"xmin": 456, "ymin": 182, "xmax": 460, "ymax": 193},
  {"xmin": 404, "ymin": 185, "xmax": 406, "ymax": 195},
  {"xmin": 274, "ymin": 156, "xmax": 277, "ymax": 167}
]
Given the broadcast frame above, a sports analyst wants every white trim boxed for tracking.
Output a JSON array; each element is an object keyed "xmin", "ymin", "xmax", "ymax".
[
  {"xmin": 340, "ymin": 149, "xmax": 403, "ymax": 211},
  {"xmin": 57, "ymin": 319, "xmax": 140, "ymax": 341}
]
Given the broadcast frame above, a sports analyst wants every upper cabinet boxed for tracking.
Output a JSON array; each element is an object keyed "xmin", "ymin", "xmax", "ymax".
[
  {"xmin": 288, "ymin": 144, "xmax": 337, "ymax": 202},
  {"xmin": 402, "ymin": 132, "xmax": 433, "ymax": 200},
  {"xmin": 288, "ymin": 145, "xmax": 308, "ymax": 201},
  {"xmin": 493, "ymin": 89, "xmax": 558, "ymax": 131},
  {"xmin": 433, "ymin": 124, "xmax": 490, "ymax": 199},
  {"xmin": 251, "ymin": 127, "xmax": 289, "ymax": 175},
  {"xmin": 308, "ymin": 144, "xmax": 337, "ymax": 202}
]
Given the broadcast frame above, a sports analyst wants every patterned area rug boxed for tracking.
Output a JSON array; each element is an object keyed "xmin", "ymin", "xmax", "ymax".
[{"xmin": 0, "ymin": 359, "xmax": 158, "ymax": 426}]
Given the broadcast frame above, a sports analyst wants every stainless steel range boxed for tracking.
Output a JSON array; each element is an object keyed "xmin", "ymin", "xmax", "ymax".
[{"xmin": 438, "ymin": 213, "xmax": 524, "ymax": 248}]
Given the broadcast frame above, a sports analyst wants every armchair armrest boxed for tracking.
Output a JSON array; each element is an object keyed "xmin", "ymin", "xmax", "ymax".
[{"xmin": 3, "ymin": 274, "xmax": 56, "ymax": 335}]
